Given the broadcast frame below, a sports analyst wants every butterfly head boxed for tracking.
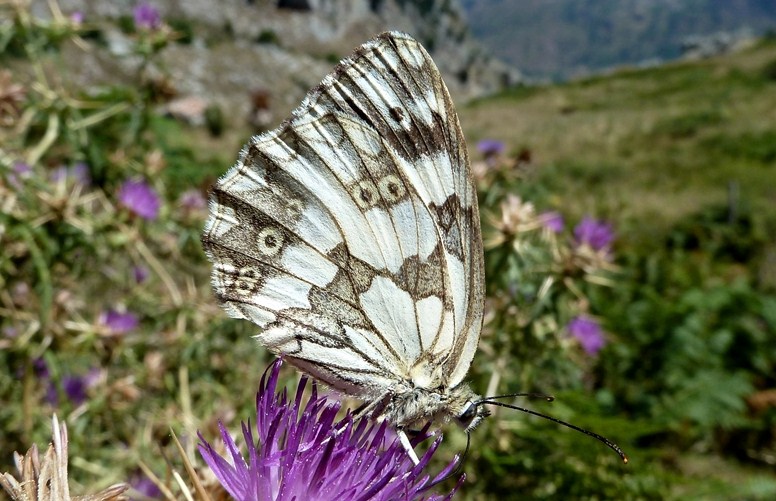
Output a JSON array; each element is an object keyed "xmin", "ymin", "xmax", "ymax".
[{"xmin": 449, "ymin": 385, "xmax": 490, "ymax": 432}]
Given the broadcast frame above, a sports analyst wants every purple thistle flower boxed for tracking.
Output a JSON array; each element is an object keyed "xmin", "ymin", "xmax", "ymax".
[
  {"xmin": 129, "ymin": 471, "xmax": 162, "ymax": 498},
  {"xmin": 476, "ymin": 139, "xmax": 505, "ymax": 157},
  {"xmin": 8, "ymin": 161, "xmax": 32, "ymax": 188},
  {"xmin": 62, "ymin": 374, "xmax": 88, "ymax": 405},
  {"xmin": 69, "ymin": 162, "xmax": 91, "ymax": 185},
  {"xmin": 133, "ymin": 2, "xmax": 162, "ymax": 30},
  {"xmin": 70, "ymin": 11, "xmax": 84, "ymax": 24},
  {"xmin": 132, "ymin": 265, "xmax": 150, "ymax": 284},
  {"xmin": 45, "ymin": 381, "xmax": 59, "ymax": 406},
  {"xmin": 33, "ymin": 357, "xmax": 50, "ymax": 379},
  {"xmin": 118, "ymin": 179, "xmax": 160, "ymax": 220},
  {"xmin": 62, "ymin": 368, "xmax": 101, "ymax": 405},
  {"xmin": 178, "ymin": 188, "xmax": 206, "ymax": 210},
  {"xmin": 50, "ymin": 162, "xmax": 91, "ymax": 186},
  {"xmin": 567, "ymin": 315, "xmax": 607, "ymax": 355},
  {"xmin": 13, "ymin": 161, "xmax": 32, "ymax": 176},
  {"xmin": 573, "ymin": 216, "xmax": 615, "ymax": 251},
  {"xmin": 540, "ymin": 211, "xmax": 565, "ymax": 233},
  {"xmin": 198, "ymin": 360, "xmax": 461, "ymax": 501},
  {"xmin": 50, "ymin": 166, "xmax": 68, "ymax": 183},
  {"xmin": 100, "ymin": 309, "xmax": 139, "ymax": 335}
]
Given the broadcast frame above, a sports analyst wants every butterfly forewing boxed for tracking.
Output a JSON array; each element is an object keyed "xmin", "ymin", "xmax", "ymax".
[{"xmin": 202, "ymin": 31, "xmax": 484, "ymax": 409}]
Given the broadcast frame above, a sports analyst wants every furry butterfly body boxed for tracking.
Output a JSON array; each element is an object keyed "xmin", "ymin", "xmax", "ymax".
[{"xmin": 202, "ymin": 32, "xmax": 487, "ymax": 437}]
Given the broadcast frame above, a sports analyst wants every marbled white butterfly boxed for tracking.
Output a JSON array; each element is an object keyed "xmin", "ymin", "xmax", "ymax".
[{"xmin": 202, "ymin": 31, "xmax": 627, "ymax": 465}]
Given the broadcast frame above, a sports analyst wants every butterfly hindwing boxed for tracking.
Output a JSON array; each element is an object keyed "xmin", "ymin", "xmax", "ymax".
[{"xmin": 202, "ymin": 31, "xmax": 484, "ymax": 401}]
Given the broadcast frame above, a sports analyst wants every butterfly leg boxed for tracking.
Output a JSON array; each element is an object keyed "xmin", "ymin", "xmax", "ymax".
[{"xmin": 398, "ymin": 429, "xmax": 421, "ymax": 465}]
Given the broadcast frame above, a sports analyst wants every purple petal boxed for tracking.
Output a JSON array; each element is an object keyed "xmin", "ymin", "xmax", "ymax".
[
  {"xmin": 178, "ymin": 189, "xmax": 206, "ymax": 210},
  {"xmin": 33, "ymin": 357, "xmax": 50, "ymax": 379},
  {"xmin": 540, "ymin": 211, "xmax": 565, "ymax": 233},
  {"xmin": 3, "ymin": 326, "xmax": 19, "ymax": 338},
  {"xmin": 568, "ymin": 315, "xmax": 607, "ymax": 355},
  {"xmin": 132, "ymin": 265, "xmax": 150, "ymax": 284},
  {"xmin": 45, "ymin": 381, "xmax": 59, "ymax": 406},
  {"xmin": 133, "ymin": 2, "xmax": 161, "ymax": 30},
  {"xmin": 574, "ymin": 216, "xmax": 615, "ymax": 251},
  {"xmin": 50, "ymin": 165, "xmax": 69, "ymax": 183},
  {"xmin": 62, "ymin": 374, "xmax": 88, "ymax": 405},
  {"xmin": 100, "ymin": 309, "xmax": 139, "ymax": 334},
  {"xmin": 118, "ymin": 179, "xmax": 160, "ymax": 220},
  {"xmin": 8, "ymin": 161, "xmax": 32, "ymax": 188},
  {"xmin": 476, "ymin": 139, "xmax": 505, "ymax": 156},
  {"xmin": 13, "ymin": 161, "xmax": 32, "ymax": 175},
  {"xmin": 129, "ymin": 471, "xmax": 162, "ymax": 498},
  {"xmin": 69, "ymin": 162, "xmax": 91, "ymax": 185},
  {"xmin": 198, "ymin": 359, "xmax": 459, "ymax": 500}
]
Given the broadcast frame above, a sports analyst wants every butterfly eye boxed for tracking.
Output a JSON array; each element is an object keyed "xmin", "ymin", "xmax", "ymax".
[{"xmin": 456, "ymin": 402, "xmax": 478, "ymax": 427}]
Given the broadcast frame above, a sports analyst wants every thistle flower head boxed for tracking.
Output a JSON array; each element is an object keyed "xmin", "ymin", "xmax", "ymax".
[
  {"xmin": 540, "ymin": 211, "xmax": 565, "ymax": 234},
  {"xmin": 118, "ymin": 179, "xmax": 160, "ymax": 220},
  {"xmin": 198, "ymin": 360, "xmax": 461, "ymax": 501},
  {"xmin": 485, "ymin": 195, "xmax": 543, "ymax": 249},
  {"xmin": 567, "ymin": 315, "xmax": 607, "ymax": 355},
  {"xmin": 574, "ymin": 216, "xmax": 615, "ymax": 252},
  {"xmin": 476, "ymin": 139, "xmax": 505, "ymax": 157},
  {"xmin": 133, "ymin": 2, "xmax": 162, "ymax": 30},
  {"xmin": 99, "ymin": 309, "xmax": 139, "ymax": 335}
]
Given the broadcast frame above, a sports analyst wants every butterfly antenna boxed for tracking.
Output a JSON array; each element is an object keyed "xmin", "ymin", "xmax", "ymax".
[
  {"xmin": 479, "ymin": 400, "xmax": 629, "ymax": 463},
  {"xmin": 483, "ymin": 392, "xmax": 555, "ymax": 402}
]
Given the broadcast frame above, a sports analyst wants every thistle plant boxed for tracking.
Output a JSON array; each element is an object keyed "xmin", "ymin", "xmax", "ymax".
[
  {"xmin": 471, "ymin": 143, "xmax": 619, "ymax": 392},
  {"xmin": 0, "ymin": 415, "xmax": 128, "ymax": 500},
  {"xmin": 199, "ymin": 360, "xmax": 462, "ymax": 501}
]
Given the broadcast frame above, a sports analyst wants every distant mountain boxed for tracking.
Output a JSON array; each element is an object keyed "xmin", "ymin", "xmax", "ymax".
[{"xmin": 461, "ymin": 0, "xmax": 776, "ymax": 80}]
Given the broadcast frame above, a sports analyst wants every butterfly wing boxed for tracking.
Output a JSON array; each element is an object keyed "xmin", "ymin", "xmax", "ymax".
[{"xmin": 202, "ymin": 32, "xmax": 484, "ymax": 399}]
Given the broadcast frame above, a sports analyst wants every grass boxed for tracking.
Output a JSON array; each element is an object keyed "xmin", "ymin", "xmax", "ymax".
[{"xmin": 460, "ymin": 39, "xmax": 776, "ymax": 236}]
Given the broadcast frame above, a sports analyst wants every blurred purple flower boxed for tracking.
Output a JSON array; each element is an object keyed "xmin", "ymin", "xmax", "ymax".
[
  {"xmin": 50, "ymin": 166, "xmax": 68, "ymax": 183},
  {"xmin": 8, "ymin": 161, "xmax": 32, "ymax": 188},
  {"xmin": 129, "ymin": 471, "xmax": 162, "ymax": 498},
  {"xmin": 178, "ymin": 188, "xmax": 206, "ymax": 210},
  {"xmin": 540, "ymin": 211, "xmax": 565, "ymax": 233},
  {"xmin": 568, "ymin": 315, "xmax": 607, "ymax": 355},
  {"xmin": 132, "ymin": 265, "xmax": 150, "ymax": 284},
  {"xmin": 45, "ymin": 381, "xmax": 59, "ymax": 406},
  {"xmin": 574, "ymin": 216, "xmax": 615, "ymax": 251},
  {"xmin": 13, "ymin": 161, "xmax": 31, "ymax": 176},
  {"xmin": 62, "ymin": 369, "xmax": 100, "ymax": 405},
  {"xmin": 118, "ymin": 180, "xmax": 160, "ymax": 220},
  {"xmin": 70, "ymin": 162, "xmax": 91, "ymax": 185},
  {"xmin": 100, "ymin": 309, "xmax": 139, "ymax": 335},
  {"xmin": 32, "ymin": 358, "xmax": 58, "ymax": 405},
  {"xmin": 50, "ymin": 162, "xmax": 91, "ymax": 186},
  {"xmin": 33, "ymin": 357, "xmax": 50, "ymax": 379},
  {"xmin": 199, "ymin": 360, "xmax": 461, "ymax": 501},
  {"xmin": 70, "ymin": 11, "xmax": 84, "ymax": 24},
  {"xmin": 62, "ymin": 375, "xmax": 88, "ymax": 405},
  {"xmin": 3, "ymin": 326, "xmax": 18, "ymax": 338},
  {"xmin": 133, "ymin": 2, "xmax": 161, "ymax": 30},
  {"xmin": 476, "ymin": 139, "xmax": 505, "ymax": 157}
]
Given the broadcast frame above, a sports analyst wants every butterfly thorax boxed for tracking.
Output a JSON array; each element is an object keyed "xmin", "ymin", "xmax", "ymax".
[{"xmin": 381, "ymin": 381, "xmax": 487, "ymax": 432}]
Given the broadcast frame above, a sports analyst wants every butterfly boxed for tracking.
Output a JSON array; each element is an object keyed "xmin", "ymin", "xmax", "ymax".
[{"xmin": 202, "ymin": 31, "xmax": 626, "ymax": 465}]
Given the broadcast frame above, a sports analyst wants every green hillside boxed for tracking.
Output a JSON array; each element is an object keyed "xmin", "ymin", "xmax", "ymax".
[{"xmin": 461, "ymin": 37, "xmax": 776, "ymax": 240}]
